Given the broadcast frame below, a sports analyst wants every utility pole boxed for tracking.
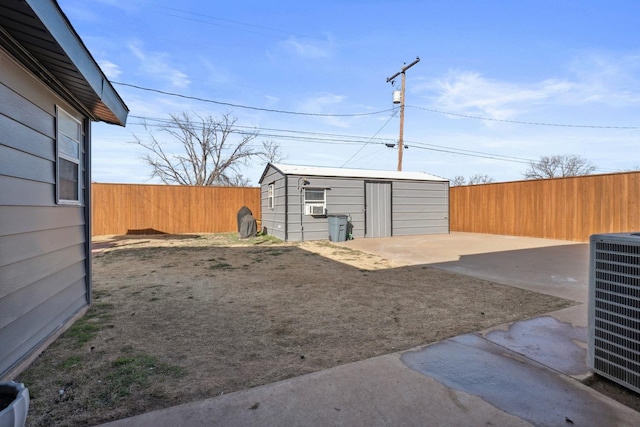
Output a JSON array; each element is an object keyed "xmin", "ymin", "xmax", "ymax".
[{"xmin": 386, "ymin": 57, "xmax": 420, "ymax": 171}]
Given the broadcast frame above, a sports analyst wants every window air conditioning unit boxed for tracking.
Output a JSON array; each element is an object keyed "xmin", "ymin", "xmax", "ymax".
[
  {"xmin": 305, "ymin": 204, "xmax": 326, "ymax": 216},
  {"xmin": 589, "ymin": 232, "xmax": 640, "ymax": 393}
]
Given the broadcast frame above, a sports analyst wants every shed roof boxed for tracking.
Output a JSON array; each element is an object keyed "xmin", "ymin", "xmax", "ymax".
[
  {"xmin": 261, "ymin": 163, "xmax": 448, "ymax": 183},
  {"xmin": 0, "ymin": 0, "xmax": 128, "ymax": 125}
]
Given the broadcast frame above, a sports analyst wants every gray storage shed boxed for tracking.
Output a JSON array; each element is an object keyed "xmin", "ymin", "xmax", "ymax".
[
  {"xmin": 259, "ymin": 163, "xmax": 449, "ymax": 242},
  {"xmin": 0, "ymin": 0, "xmax": 128, "ymax": 379}
]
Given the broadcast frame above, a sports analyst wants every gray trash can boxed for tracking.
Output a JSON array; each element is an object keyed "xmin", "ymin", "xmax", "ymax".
[{"xmin": 328, "ymin": 215, "xmax": 348, "ymax": 242}]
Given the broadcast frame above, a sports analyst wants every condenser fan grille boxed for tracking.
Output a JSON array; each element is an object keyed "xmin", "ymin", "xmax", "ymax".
[{"xmin": 589, "ymin": 235, "xmax": 640, "ymax": 393}]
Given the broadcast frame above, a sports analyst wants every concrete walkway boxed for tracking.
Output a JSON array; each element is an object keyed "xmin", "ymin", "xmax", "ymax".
[
  {"xmin": 341, "ymin": 232, "xmax": 590, "ymax": 303},
  {"xmin": 100, "ymin": 233, "xmax": 640, "ymax": 427}
]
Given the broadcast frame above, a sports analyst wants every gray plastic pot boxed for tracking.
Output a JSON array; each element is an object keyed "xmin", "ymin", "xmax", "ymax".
[{"xmin": 0, "ymin": 382, "xmax": 29, "ymax": 427}]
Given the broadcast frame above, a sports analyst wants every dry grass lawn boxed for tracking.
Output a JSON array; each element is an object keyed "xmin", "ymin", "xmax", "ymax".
[{"xmin": 19, "ymin": 233, "xmax": 574, "ymax": 426}]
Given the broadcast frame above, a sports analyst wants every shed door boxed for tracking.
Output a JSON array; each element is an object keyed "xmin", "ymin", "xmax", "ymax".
[{"xmin": 365, "ymin": 182, "xmax": 391, "ymax": 238}]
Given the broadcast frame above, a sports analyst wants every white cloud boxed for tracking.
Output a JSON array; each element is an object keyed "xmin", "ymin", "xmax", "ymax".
[
  {"xmin": 423, "ymin": 71, "xmax": 574, "ymax": 121},
  {"xmin": 128, "ymin": 42, "xmax": 190, "ymax": 88},
  {"xmin": 298, "ymin": 93, "xmax": 351, "ymax": 128},
  {"xmin": 98, "ymin": 59, "xmax": 122, "ymax": 79},
  {"xmin": 301, "ymin": 93, "xmax": 346, "ymax": 109},
  {"xmin": 198, "ymin": 58, "xmax": 232, "ymax": 86},
  {"xmin": 277, "ymin": 36, "xmax": 334, "ymax": 59},
  {"xmin": 419, "ymin": 51, "xmax": 640, "ymax": 126},
  {"xmin": 566, "ymin": 52, "xmax": 640, "ymax": 106},
  {"xmin": 264, "ymin": 95, "xmax": 280, "ymax": 107}
]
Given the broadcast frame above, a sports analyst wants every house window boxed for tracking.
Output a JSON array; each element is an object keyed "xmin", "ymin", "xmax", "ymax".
[
  {"xmin": 57, "ymin": 106, "xmax": 82, "ymax": 204},
  {"xmin": 303, "ymin": 188, "xmax": 326, "ymax": 215},
  {"xmin": 268, "ymin": 183, "xmax": 275, "ymax": 209}
]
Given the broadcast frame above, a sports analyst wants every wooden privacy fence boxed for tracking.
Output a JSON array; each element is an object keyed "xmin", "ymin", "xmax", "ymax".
[
  {"xmin": 450, "ymin": 172, "xmax": 640, "ymax": 242},
  {"xmin": 93, "ymin": 172, "xmax": 639, "ymax": 240},
  {"xmin": 92, "ymin": 183, "xmax": 261, "ymax": 236}
]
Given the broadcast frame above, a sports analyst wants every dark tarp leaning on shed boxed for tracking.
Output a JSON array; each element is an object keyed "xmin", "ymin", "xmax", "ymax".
[
  {"xmin": 239, "ymin": 214, "xmax": 257, "ymax": 238},
  {"xmin": 237, "ymin": 206, "xmax": 252, "ymax": 232}
]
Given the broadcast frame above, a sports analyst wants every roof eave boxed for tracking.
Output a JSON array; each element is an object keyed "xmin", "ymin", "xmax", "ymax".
[
  {"xmin": 24, "ymin": 0, "xmax": 128, "ymax": 126},
  {"xmin": 268, "ymin": 163, "xmax": 448, "ymax": 182},
  {"xmin": 259, "ymin": 163, "xmax": 285, "ymax": 184}
]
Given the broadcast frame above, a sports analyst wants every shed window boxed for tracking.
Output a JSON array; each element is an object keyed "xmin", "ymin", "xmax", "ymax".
[
  {"xmin": 303, "ymin": 188, "xmax": 327, "ymax": 215},
  {"xmin": 56, "ymin": 107, "xmax": 82, "ymax": 204},
  {"xmin": 268, "ymin": 183, "xmax": 275, "ymax": 209}
]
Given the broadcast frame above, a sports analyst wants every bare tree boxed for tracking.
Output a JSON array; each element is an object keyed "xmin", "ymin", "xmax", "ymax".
[
  {"xmin": 261, "ymin": 140, "xmax": 287, "ymax": 164},
  {"xmin": 451, "ymin": 176, "xmax": 466, "ymax": 186},
  {"xmin": 523, "ymin": 154, "xmax": 596, "ymax": 179},
  {"xmin": 132, "ymin": 112, "xmax": 266, "ymax": 186},
  {"xmin": 450, "ymin": 174, "xmax": 494, "ymax": 186},
  {"xmin": 467, "ymin": 174, "xmax": 494, "ymax": 185}
]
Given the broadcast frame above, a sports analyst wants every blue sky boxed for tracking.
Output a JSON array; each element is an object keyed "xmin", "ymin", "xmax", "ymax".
[{"xmin": 59, "ymin": 0, "xmax": 640, "ymax": 185}]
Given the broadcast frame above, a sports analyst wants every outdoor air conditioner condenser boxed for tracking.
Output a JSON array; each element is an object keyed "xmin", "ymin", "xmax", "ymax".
[{"xmin": 588, "ymin": 232, "xmax": 640, "ymax": 393}]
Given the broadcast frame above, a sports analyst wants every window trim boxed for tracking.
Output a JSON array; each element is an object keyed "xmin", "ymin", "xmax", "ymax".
[
  {"xmin": 56, "ymin": 106, "xmax": 83, "ymax": 205},
  {"xmin": 268, "ymin": 183, "xmax": 275, "ymax": 209},
  {"xmin": 303, "ymin": 188, "xmax": 327, "ymax": 215}
]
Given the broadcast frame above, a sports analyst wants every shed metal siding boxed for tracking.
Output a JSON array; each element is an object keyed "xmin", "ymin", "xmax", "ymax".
[
  {"xmin": 283, "ymin": 175, "xmax": 366, "ymax": 242},
  {"xmin": 0, "ymin": 46, "xmax": 89, "ymax": 377},
  {"xmin": 259, "ymin": 166, "xmax": 286, "ymax": 241},
  {"xmin": 259, "ymin": 164, "xmax": 449, "ymax": 242},
  {"xmin": 392, "ymin": 181, "xmax": 449, "ymax": 236},
  {"xmin": 365, "ymin": 181, "xmax": 392, "ymax": 238}
]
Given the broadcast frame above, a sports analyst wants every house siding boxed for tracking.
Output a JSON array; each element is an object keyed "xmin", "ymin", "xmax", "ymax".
[{"xmin": 0, "ymin": 46, "xmax": 89, "ymax": 377}]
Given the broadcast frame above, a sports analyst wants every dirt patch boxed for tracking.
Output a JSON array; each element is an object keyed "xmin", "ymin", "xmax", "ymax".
[{"xmin": 19, "ymin": 233, "xmax": 574, "ymax": 426}]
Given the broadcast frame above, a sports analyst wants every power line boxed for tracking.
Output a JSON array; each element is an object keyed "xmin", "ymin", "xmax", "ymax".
[
  {"xmin": 130, "ymin": 115, "xmax": 384, "ymax": 141},
  {"xmin": 114, "ymin": 82, "xmax": 640, "ymax": 128},
  {"xmin": 359, "ymin": 146, "xmax": 390, "ymax": 167},
  {"xmin": 341, "ymin": 109, "xmax": 399, "ymax": 167},
  {"xmin": 147, "ymin": 4, "xmax": 323, "ymax": 41},
  {"xmin": 128, "ymin": 121, "xmax": 384, "ymax": 146},
  {"xmin": 407, "ymin": 144, "xmax": 532, "ymax": 164},
  {"xmin": 408, "ymin": 105, "xmax": 640, "ymax": 129},
  {"xmin": 403, "ymin": 139, "xmax": 532, "ymax": 162},
  {"xmin": 113, "ymin": 82, "xmax": 394, "ymax": 117},
  {"xmin": 126, "ymin": 114, "xmax": 538, "ymax": 164}
]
